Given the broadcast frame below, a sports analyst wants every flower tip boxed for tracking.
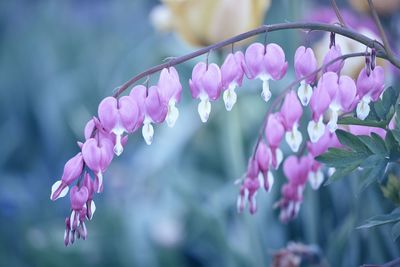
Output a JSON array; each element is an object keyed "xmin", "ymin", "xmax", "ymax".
[
  {"xmin": 50, "ymin": 180, "xmax": 69, "ymax": 201},
  {"xmin": 198, "ymin": 99, "xmax": 211, "ymax": 123},
  {"xmin": 142, "ymin": 123, "xmax": 154, "ymax": 145},
  {"xmin": 113, "ymin": 143, "xmax": 124, "ymax": 156}
]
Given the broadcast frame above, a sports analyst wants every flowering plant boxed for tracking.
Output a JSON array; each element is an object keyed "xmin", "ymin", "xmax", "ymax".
[{"xmin": 49, "ymin": 0, "xmax": 400, "ymax": 258}]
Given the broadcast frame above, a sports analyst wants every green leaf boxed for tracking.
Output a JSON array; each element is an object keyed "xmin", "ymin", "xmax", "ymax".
[
  {"xmin": 392, "ymin": 129, "xmax": 400, "ymax": 145},
  {"xmin": 357, "ymin": 211, "xmax": 400, "ymax": 229},
  {"xmin": 316, "ymin": 148, "xmax": 368, "ymax": 167},
  {"xmin": 357, "ymin": 160, "xmax": 387, "ymax": 196},
  {"xmin": 324, "ymin": 161, "xmax": 362, "ymax": 185},
  {"xmin": 391, "ymin": 221, "xmax": 400, "ymax": 241},
  {"xmin": 395, "ymin": 103, "xmax": 400, "ymax": 127},
  {"xmin": 358, "ymin": 133, "xmax": 387, "ymax": 156},
  {"xmin": 385, "ymin": 131, "xmax": 400, "ymax": 160},
  {"xmin": 338, "ymin": 116, "xmax": 386, "ymax": 129},
  {"xmin": 335, "ymin": 130, "xmax": 371, "ymax": 154}
]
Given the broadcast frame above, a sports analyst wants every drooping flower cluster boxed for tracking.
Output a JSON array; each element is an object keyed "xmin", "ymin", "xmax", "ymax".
[
  {"xmin": 236, "ymin": 40, "xmax": 385, "ymax": 222},
  {"xmin": 51, "ymin": 35, "xmax": 387, "ymax": 244}
]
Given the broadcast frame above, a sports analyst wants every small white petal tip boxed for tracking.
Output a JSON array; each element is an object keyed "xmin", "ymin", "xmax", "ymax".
[{"xmin": 198, "ymin": 99, "xmax": 211, "ymax": 123}]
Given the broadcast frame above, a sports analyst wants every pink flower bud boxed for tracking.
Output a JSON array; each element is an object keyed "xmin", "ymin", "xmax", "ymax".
[
  {"xmin": 265, "ymin": 113, "xmax": 285, "ymax": 168},
  {"xmin": 294, "ymin": 46, "xmax": 318, "ymax": 84},
  {"xmin": 82, "ymin": 137, "xmax": 114, "ymax": 193},
  {"xmin": 310, "ymin": 78, "xmax": 331, "ymax": 122},
  {"xmin": 247, "ymin": 158, "xmax": 260, "ymax": 179},
  {"xmin": 283, "ymin": 155, "xmax": 311, "ymax": 186},
  {"xmin": 280, "ymin": 91, "xmax": 303, "ymax": 131},
  {"xmin": 129, "ymin": 85, "xmax": 147, "ymax": 131},
  {"xmin": 221, "ymin": 51, "xmax": 245, "ymax": 89},
  {"xmin": 265, "ymin": 113, "xmax": 284, "ymax": 148},
  {"xmin": 322, "ymin": 44, "xmax": 344, "ymax": 73},
  {"xmin": 69, "ymin": 185, "xmax": 89, "ymax": 231},
  {"xmin": 255, "ymin": 141, "xmax": 270, "ymax": 173},
  {"xmin": 221, "ymin": 51, "xmax": 245, "ymax": 111},
  {"xmin": 158, "ymin": 67, "xmax": 182, "ymax": 127},
  {"xmin": 189, "ymin": 62, "xmax": 222, "ymax": 122},
  {"xmin": 50, "ymin": 152, "xmax": 84, "ymax": 201},
  {"xmin": 356, "ymin": 66, "xmax": 385, "ymax": 101}
]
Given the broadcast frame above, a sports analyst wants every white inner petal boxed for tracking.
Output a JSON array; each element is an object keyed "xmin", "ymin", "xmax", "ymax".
[
  {"xmin": 285, "ymin": 124, "xmax": 303, "ymax": 152},
  {"xmin": 257, "ymin": 172, "xmax": 264, "ymax": 190},
  {"xmin": 50, "ymin": 180, "xmax": 69, "ymax": 200},
  {"xmin": 356, "ymin": 97, "xmax": 371, "ymax": 120},
  {"xmin": 198, "ymin": 98, "xmax": 211, "ymax": 123},
  {"xmin": 91, "ymin": 201, "xmax": 96, "ymax": 220},
  {"xmin": 328, "ymin": 167, "xmax": 336, "ymax": 177},
  {"xmin": 96, "ymin": 171, "xmax": 103, "ymax": 193},
  {"xmin": 113, "ymin": 133, "xmax": 124, "ymax": 156},
  {"xmin": 297, "ymin": 82, "xmax": 312, "ymax": 106},
  {"xmin": 142, "ymin": 122, "xmax": 154, "ymax": 145},
  {"xmin": 267, "ymin": 171, "xmax": 274, "ymax": 192},
  {"xmin": 260, "ymin": 77, "xmax": 271, "ymax": 102},
  {"xmin": 166, "ymin": 100, "xmax": 179, "ymax": 128},
  {"xmin": 223, "ymin": 83, "xmax": 237, "ymax": 111},
  {"xmin": 308, "ymin": 170, "xmax": 324, "ymax": 190},
  {"xmin": 327, "ymin": 108, "xmax": 339, "ymax": 133},
  {"xmin": 275, "ymin": 148, "xmax": 283, "ymax": 169},
  {"xmin": 307, "ymin": 117, "xmax": 325, "ymax": 143}
]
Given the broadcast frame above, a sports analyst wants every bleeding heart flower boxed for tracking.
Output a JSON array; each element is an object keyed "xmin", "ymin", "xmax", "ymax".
[
  {"xmin": 157, "ymin": 67, "xmax": 182, "ymax": 127},
  {"xmin": 280, "ymin": 91, "xmax": 303, "ymax": 152},
  {"xmin": 244, "ymin": 42, "xmax": 288, "ymax": 102},
  {"xmin": 283, "ymin": 155, "xmax": 311, "ymax": 186},
  {"xmin": 255, "ymin": 141, "xmax": 274, "ymax": 192},
  {"xmin": 98, "ymin": 96, "xmax": 139, "ymax": 156},
  {"xmin": 327, "ymin": 75, "xmax": 357, "ymax": 132},
  {"xmin": 295, "ymin": 46, "xmax": 318, "ymax": 106},
  {"xmin": 307, "ymin": 74, "xmax": 332, "ymax": 143},
  {"xmin": 69, "ymin": 185, "xmax": 89, "ymax": 231},
  {"xmin": 189, "ymin": 62, "xmax": 222, "ymax": 123},
  {"xmin": 356, "ymin": 66, "xmax": 385, "ymax": 120},
  {"xmin": 265, "ymin": 113, "xmax": 285, "ymax": 169},
  {"xmin": 50, "ymin": 152, "xmax": 84, "ymax": 201},
  {"xmin": 82, "ymin": 137, "xmax": 114, "ymax": 193},
  {"xmin": 221, "ymin": 51, "xmax": 245, "ymax": 111},
  {"xmin": 322, "ymin": 44, "xmax": 344, "ymax": 73}
]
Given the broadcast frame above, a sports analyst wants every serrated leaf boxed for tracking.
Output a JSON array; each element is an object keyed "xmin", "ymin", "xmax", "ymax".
[
  {"xmin": 358, "ymin": 135, "xmax": 387, "ymax": 156},
  {"xmin": 385, "ymin": 131, "xmax": 400, "ymax": 160},
  {"xmin": 357, "ymin": 160, "xmax": 387, "ymax": 196},
  {"xmin": 357, "ymin": 211, "xmax": 400, "ymax": 229},
  {"xmin": 395, "ymin": 103, "xmax": 400, "ymax": 127},
  {"xmin": 391, "ymin": 221, "xmax": 400, "ymax": 241},
  {"xmin": 316, "ymin": 148, "xmax": 368, "ymax": 167},
  {"xmin": 357, "ymin": 168, "xmax": 378, "ymax": 196},
  {"xmin": 324, "ymin": 161, "xmax": 361, "ymax": 185},
  {"xmin": 338, "ymin": 116, "xmax": 386, "ymax": 129},
  {"xmin": 392, "ymin": 129, "xmax": 400, "ymax": 145},
  {"xmin": 335, "ymin": 130, "xmax": 371, "ymax": 154}
]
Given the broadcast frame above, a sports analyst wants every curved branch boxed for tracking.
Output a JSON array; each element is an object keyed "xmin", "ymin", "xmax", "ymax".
[{"xmin": 113, "ymin": 21, "xmax": 399, "ymax": 98}]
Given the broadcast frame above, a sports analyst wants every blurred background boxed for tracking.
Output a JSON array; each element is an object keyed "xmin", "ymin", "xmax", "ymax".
[{"xmin": 1, "ymin": 0, "xmax": 400, "ymax": 266}]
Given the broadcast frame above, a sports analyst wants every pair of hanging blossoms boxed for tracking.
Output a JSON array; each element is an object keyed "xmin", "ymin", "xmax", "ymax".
[{"xmin": 51, "ymin": 17, "xmax": 394, "ymax": 244}]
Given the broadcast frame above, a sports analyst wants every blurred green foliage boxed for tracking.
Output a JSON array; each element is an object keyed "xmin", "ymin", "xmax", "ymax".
[{"xmin": 0, "ymin": 1, "xmax": 399, "ymax": 266}]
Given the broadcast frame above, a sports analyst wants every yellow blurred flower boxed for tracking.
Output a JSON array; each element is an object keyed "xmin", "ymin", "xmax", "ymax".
[
  {"xmin": 150, "ymin": 0, "xmax": 271, "ymax": 46},
  {"xmin": 349, "ymin": 0, "xmax": 400, "ymax": 16}
]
